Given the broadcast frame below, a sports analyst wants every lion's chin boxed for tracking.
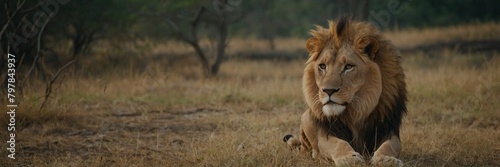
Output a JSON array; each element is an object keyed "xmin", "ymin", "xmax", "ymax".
[{"xmin": 322, "ymin": 103, "xmax": 346, "ymax": 117}]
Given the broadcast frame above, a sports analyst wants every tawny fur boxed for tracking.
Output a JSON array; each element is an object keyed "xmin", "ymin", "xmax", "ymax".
[{"xmin": 284, "ymin": 17, "xmax": 407, "ymax": 166}]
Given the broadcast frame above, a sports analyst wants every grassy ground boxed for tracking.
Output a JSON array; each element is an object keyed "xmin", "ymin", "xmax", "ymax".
[{"xmin": 1, "ymin": 23, "xmax": 500, "ymax": 166}]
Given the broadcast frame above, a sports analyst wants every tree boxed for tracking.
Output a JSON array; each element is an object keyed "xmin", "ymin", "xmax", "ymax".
[
  {"xmin": 0, "ymin": 0, "xmax": 75, "ymax": 111},
  {"xmin": 153, "ymin": 0, "xmax": 242, "ymax": 77},
  {"xmin": 46, "ymin": 0, "xmax": 138, "ymax": 57}
]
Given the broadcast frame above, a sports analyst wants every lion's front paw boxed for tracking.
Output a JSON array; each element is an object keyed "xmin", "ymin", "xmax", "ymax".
[
  {"xmin": 333, "ymin": 152, "xmax": 365, "ymax": 166},
  {"xmin": 370, "ymin": 155, "xmax": 403, "ymax": 167}
]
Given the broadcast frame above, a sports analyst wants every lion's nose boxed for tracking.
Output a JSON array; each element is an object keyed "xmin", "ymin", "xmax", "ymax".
[{"xmin": 322, "ymin": 88, "xmax": 340, "ymax": 95}]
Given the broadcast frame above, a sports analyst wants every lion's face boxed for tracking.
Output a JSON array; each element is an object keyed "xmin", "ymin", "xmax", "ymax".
[
  {"xmin": 313, "ymin": 43, "xmax": 383, "ymax": 117},
  {"xmin": 314, "ymin": 44, "xmax": 375, "ymax": 116},
  {"xmin": 304, "ymin": 20, "xmax": 385, "ymax": 118}
]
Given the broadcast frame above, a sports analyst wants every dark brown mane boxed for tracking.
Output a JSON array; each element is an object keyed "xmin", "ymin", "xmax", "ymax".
[{"xmin": 313, "ymin": 88, "xmax": 406, "ymax": 156}]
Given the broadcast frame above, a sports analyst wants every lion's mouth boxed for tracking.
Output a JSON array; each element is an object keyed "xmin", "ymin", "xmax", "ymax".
[
  {"xmin": 322, "ymin": 101, "xmax": 348, "ymax": 116},
  {"xmin": 326, "ymin": 100, "xmax": 348, "ymax": 106}
]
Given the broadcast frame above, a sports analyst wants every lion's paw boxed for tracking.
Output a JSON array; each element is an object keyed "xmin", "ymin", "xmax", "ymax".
[
  {"xmin": 370, "ymin": 155, "xmax": 403, "ymax": 167},
  {"xmin": 333, "ymin": 152, "xmax": 365, "ymax": 166}
]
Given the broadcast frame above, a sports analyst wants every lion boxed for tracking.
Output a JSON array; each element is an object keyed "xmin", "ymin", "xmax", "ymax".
[{"xmin": 283, "ymin": 17, "xmax": 407, "ymax": 166}]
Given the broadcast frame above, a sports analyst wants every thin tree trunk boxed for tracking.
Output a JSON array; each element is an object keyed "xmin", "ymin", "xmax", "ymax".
[
  {"xmin": 158, "ymin": 7, "xmax": 211, "ymax": 77},
  {"xmin": 188, "ymin": 41, "xmax": 210, "ymax": 77},
  {"xmin": 267, "ymin": 37, "xmax": 275, "ymax": 51},
  {"xmin": 361, "ymin": 0, "xmax": 371, "ymax": 20},
  {"xmin": 211, "ymin": 20, "xmax": 228, "ymax": 75},
  {"xmin": 72, "ymin": 24, "xmax": 86, "ymax": 57}
]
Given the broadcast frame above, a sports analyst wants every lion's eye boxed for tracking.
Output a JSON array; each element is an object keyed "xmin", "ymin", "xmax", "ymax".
[
  {"xmin": 319, "ymin": 64, "xmax": 326, "ymax": 70},
  {"xmin": 344, "ymin": 64, "xmax": 354, "ymax": 71}
]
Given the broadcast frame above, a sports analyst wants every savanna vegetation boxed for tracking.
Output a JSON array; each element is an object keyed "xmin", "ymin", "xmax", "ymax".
[{"xmin": 1, "ymin": 0, "xmax": 499, "ymax": 166}]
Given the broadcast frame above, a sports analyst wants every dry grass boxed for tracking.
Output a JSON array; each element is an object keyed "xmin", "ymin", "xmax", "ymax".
[
  {"xmin": 150, "ymin": 37, "xmax": 307, "ymax": 56},
  {"xmin": 1, "ymin": 23, "xmax": 500, "ymax": 166},
  {"xmin": 386, "ymin": 22, "xmax": 500, "ymax": 49},
  {"xmin": 146, "ymin": 22, "xmax": 500, "ymax": 56}
]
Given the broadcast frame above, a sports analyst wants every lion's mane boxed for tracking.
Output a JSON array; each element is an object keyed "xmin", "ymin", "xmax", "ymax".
[{"xmin": 302, "ymin": 17, "xmax": 407, "ymax": 156}]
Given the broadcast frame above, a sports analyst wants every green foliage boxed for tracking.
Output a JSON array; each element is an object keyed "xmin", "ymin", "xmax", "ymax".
[
  {"xmin": 388, "ymin": 0, "xmax": 500, "ymax": 29},
  {"xmin": 47, "ymin": 0, "xmax": 138, "ymax": 38},
  {"xmin": 39, "ymin": 0, "xmax": 500, "ymax": 44},
  {"xmin": 4, "ymin": 0, "xmax": 499, "ymax": 59}
]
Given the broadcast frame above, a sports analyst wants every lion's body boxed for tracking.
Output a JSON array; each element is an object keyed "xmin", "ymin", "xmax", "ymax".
[{"xmin": 284, "ymin": 17, "xmax": 407, "ymax": 166}]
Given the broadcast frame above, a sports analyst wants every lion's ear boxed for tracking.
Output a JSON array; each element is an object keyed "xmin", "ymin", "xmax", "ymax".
[
  {"xmin": 306, "ymin": 37, "xmax": 319, "ymax": 54},
  {"xmin": 359, "ymin": 37, "xmax": 379, "ymax": 59}
]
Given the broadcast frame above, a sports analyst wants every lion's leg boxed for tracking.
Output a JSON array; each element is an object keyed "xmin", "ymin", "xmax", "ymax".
[
  {"xmin": 370, "ymin": 135, "xmax": 403, "ymax": 167},
  {"xmin": 317, "ymin": 132, "xmax": 365, "ymax": 166},
  {"xmin": 283, "ymin": 109, "xmax": 318, "ymax": 157},
  {"xmin": 298, "ymin": 110, "xmax": 317, "ymax": 156}
]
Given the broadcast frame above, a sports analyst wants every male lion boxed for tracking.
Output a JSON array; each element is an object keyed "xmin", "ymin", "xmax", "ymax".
[{"xmin": 283, "ymin": 17, "xmax": 407, "ymax": 166}]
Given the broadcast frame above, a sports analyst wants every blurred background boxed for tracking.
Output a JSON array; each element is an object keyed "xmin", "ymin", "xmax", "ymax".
[
  {"xmin": 1, "ymin": 0, "xmax": 499, "ymax": 78},
  {"xmin": 1, "ymin": 0, "xmax": 499, "ymax": 166}
]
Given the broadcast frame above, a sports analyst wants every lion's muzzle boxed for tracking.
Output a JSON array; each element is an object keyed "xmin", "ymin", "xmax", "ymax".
[{"xmin": 320, "ymin": 89, "xmax": 348, "ymax": 116}]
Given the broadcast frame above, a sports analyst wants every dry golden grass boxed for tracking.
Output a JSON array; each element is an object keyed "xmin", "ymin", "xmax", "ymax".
[
  {"xmin": 386, "ymin": 22, "xmax": 500, "ymax": 49},
  {"xmin": 1, "ymin": 23, "xmax": 499, "ymax": 166},
  {"xmin": 147, "ymin": 22, "xmax": 500, "ymax": 56}
]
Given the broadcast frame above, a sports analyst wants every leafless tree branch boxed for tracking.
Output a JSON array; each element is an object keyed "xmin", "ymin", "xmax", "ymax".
[
  {"xmin": 38, "ymin": 60, "xmax": 76, "ymax": 112},
  {"xmin": 0, "ymin": 0, "xmax": 26, "ymax": 36},
  {"xmin": 20, "ymin": 14, "xmax": 53, "ymax": 89}
]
